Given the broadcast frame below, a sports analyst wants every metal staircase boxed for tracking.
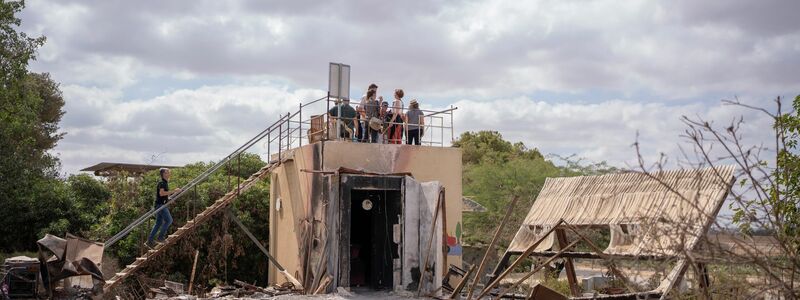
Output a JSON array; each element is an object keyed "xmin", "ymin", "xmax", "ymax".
[{"xmin": 103, "ymin": 159, "xmax": 283, "ymax": 291}]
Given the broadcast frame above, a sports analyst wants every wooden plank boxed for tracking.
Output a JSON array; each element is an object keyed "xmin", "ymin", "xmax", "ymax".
[
  {"xmin": 492, "ymin": 240, "xmax": 580, "ymax": 300},
  {"xmin": 440, "ymin": 188, "xmax": 448, "ymax": 277},
  {"xmin": 465, "ymin": 195, "xmax": 519, "ymax": 300},
  {"xmin": 188, "ymin": 250, "xmax": 200, "ymax": 295},
  {"xmin": 475, "ymin": 219, "xmax": 566, "ymax": 300},
  {"xmin": 561, "ymin": 222, "xmax": 637, "ymax": 293},
  {"xmin": 555, "ymin": 229, "xmax": 581, "ymax": 297},
  {"xmin": 449, "ymin": 265, "xmax": 475, "ymax": 299},
  {"xmin": 104, "ymin": 160, "xmax": 286, "ymax": 293},
  {"xmin": 418, "ymin": 192, "xmax": 444, "ymax": 296},
  {"xmin": 314, "ymin": 275, "xmax": 332, "ymax": 295}
]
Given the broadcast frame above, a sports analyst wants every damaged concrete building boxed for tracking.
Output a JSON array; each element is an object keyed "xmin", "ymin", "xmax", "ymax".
[{"xmin": 268, "ymin": 141, "xmax": 463, "ymax": 294}]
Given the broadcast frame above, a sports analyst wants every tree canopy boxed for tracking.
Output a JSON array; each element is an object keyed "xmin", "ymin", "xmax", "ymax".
[{"xmin": 0, "ymin": 0, "xmax": 67, "ymax": 250}]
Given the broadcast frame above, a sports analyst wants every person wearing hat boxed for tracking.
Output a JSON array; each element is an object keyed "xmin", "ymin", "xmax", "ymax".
[
  {"xmin": 405, "ymin": 99, "xmax": 424, "ymax": 145},
  {"xmin": 328, "ymin": 98, "xmax": 357, "ymax": 140}
]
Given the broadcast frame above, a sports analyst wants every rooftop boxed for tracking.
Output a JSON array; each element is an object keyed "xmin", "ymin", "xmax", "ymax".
[{"xmin": 80, "ymin": 162, "xmax": 179, "ymax": 177}]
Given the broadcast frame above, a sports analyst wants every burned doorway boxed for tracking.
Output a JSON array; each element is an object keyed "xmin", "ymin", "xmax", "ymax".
[{"xmin": 338, "ymin": 175, "xmax": 403, "ymax": 291}]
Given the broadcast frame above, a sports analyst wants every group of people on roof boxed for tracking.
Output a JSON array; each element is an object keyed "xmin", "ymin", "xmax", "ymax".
[{"xmin": 328, "ymin": 83, "xmax": 425, "ymax": 145}]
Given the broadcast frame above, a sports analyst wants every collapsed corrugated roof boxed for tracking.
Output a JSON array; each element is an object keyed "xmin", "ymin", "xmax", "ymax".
[{"xmin": 507, "ymin": 165, "xmax": 735, "ymax": 257}]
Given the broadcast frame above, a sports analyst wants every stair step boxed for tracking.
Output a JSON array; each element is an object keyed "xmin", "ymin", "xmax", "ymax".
[
  {"xmin": 116, "ymin": 272, "xmax": 127, "ymax": 276},
  {"xmin": 105, "ymin": 280, "xmax": 115, "ymax": 285},
  {"xmin": 148, "ymin": 249, "xmax": 157, "ymax": 254},
  {"xmin": 126, "ymin": 264, "xmax": 138, "ymax": 269},
  {"xmin": 135, "ymin": 257, "xmax": 146, "ymax": 261},
  {"xmin": 168, "ymin": 234, "xmax": 179, "ymax": 239}
]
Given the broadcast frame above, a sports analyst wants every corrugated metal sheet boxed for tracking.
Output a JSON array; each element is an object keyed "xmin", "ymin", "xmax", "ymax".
[{"xmin": 507, "ymin": 166, "xmax": 735, "ymax": 257}]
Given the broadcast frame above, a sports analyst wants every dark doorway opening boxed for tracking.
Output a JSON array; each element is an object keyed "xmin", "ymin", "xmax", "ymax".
[{"xmin": 349, "ymin": 189, "xmax": 402, "ymax": 290}]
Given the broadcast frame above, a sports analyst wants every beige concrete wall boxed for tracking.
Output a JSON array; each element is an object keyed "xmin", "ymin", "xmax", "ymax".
[
  {"xmin": 268, "ymin": 161, "xmax": 303, "ymax": 284},
  {"xmin": 268, "ymin": 141, "xmax": 463, "ymax": 285}
]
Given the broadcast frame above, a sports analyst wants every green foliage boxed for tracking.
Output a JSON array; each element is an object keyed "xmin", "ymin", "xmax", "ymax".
[
  {"xmin": 772, "ymin": 94, "xmax": 800, "ymax": 251},
  {"xmin": 540, "ymin": 277, "xmax": 572, "ymax": 296},
  {"xmin": 456, "ymin": 131, "xmax": 616, "ymax": 249},
  {"xmin": 0, "ymin": 0, "xmax": 69, "ymax": 251},
  {"xmin": 453, "ymin": 131, "xmax": 543, "ymax": 165},
  {"xmin": 1, "ymin": 0, "xmax": 45, "ymax": 86},
  {"xmin": 456, "ymin": 131, "xmax": 561, "ymax": 246},
  {"xmin": 90, "ymin": 154, "xmax": 272, "ymax": 287}
]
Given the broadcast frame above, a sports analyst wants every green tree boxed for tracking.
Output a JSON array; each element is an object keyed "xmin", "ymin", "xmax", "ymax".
[
  {"xmin": 455, "ymin": 131, "xmax": 617, "ymax": 248},
  {"xmin": 462, "ymin": 157, "xmax": 561, "ymax": 246},
  {"xmin": 0, "ymin": 0, "xmax": 68, "ymax": 251},
  {"xmin": 453, "ymin": 131, "xmax": 543, "ymax": 165},
  {"xmin": 773, "ymin": 95, "xmax": 800, "ymax": 252},
  {"xmin": 95, "ymin": 154, "xmax": 272, "ymax": 287}
]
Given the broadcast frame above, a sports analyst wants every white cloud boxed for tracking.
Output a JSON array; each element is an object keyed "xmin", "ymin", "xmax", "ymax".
[
  {"xmin": 55, "ymin": 82, "xmax": 327, "ymax": 174},
  {"xmin": 11, "ymin": 0, "xmax": 794, "ymax": 175},
  {"xmin": 450, "ymin": 97, "xmax": 774, "ymax": 168}
]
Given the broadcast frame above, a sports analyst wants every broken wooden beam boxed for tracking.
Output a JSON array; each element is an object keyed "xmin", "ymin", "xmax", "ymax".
[{"xmin": 466, "ymin": 195, "xmax": 519, "ymax": 300}]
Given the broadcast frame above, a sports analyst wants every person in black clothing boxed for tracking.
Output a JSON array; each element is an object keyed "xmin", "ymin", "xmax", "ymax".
[{"xmin": 147, "ymin": 168, "xmax": 181, "ymax": 248}]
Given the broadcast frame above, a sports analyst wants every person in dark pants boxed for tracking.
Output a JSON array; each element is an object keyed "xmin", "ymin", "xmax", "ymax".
[
  {"xmin": 147, "ymin": 168, "xmax": 181, "ymax": 248},
  {"xmin": 356, "ymin": 84, "xmax": 378, "ymax": 142},
  {"xmin": 361, "ymin": 89, "xmax": 380, "ymax": 143},
  {"xmin": 405, "ymin": 99, "xmax": 425, "ymax": 145},
  {"xmin": 328, "ymin": 98, "xmax": 357, "ymax": 139}
]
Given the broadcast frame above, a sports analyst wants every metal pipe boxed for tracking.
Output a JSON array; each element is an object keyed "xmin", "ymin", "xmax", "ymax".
[
  {"xmin": 450, "ymin": 105, "xmax": 455, "ymax": 144},
  {"xmin": 299, "ymin": 102, "xmax": 303, "ymax": 147}
]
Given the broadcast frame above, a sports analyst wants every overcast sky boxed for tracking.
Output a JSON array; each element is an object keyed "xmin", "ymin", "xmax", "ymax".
[{"xmin": 19, "ymin": 0, "xmax": 798, "ymax": 175}]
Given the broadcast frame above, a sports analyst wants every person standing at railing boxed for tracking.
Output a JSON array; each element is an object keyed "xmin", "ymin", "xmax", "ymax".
[
  {"xmin": 147, "ymin": 168, "xmax": 181, "ymax": 248},
  {"xmin": 388, "ymin": 89, "xmax": 405, "ymax": 144},
  {"xmin": 405, "ymin": 99, "xmax": 425, "ymax": 145},
  {"xmin": 328, "ymin": 98, "xmax": 356, "ymax": 140},
  {"xmin": 361, "ymin": 89, "xmax": 380, "ymax": 143},
  {"xmin": 378, "ymin": 101, "xmax": 392, "ymax": 143},
  {"xmin": 356, "ymin": 83, "xmax": 378, "ymax": 142}
]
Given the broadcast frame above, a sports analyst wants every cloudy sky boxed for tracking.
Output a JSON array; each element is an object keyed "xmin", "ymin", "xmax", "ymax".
[{"xmin": 19, "ymin": 0, "xmax": 798, "ymax": 175}]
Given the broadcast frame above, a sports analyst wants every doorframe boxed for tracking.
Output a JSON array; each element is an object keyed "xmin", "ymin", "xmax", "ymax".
[{"xmin": 335, "ymin": 174, "xmax": 405, "ymax": 289}]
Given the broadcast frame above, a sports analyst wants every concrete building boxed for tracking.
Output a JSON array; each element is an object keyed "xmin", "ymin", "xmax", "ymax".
[{"xmin": 267, "ymin": 141, "xmax": 463, "ymax": 293}]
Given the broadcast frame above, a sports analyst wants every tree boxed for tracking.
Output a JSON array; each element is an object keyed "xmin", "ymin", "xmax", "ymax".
[
  {"xmin": 453, "ymin": 131, "xmax": 543, "ymax": 165},
  {"xmin": 0, "ymin": 0, "xmax": 67, "ymax": 251},
  {"xmin": 94, "ymin": 154, "xmax": 272, "ymax": 287},
  {"xmin": 630, "ymin": 96, "xmax": 800, "ymax": 298}
]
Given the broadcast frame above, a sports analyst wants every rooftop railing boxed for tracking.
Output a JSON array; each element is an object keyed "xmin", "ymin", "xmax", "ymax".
[{"xmin": 275, "ymin": 94, "xmax": 457, "ymax": 152}]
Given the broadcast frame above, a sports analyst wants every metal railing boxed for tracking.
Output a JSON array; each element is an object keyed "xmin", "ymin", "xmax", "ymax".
[
  {"xmin": 290, "ymin": 97, "xmax": 458, "ymax": 147},
  {"xmin": 104, "ymin": 94, "xmax": 457, "ymax": 248}
]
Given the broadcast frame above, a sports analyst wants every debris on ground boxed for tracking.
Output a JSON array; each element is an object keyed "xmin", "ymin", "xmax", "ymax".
[{"xmin": 159, "ymin": 279, "xmax": 301, "ymax": 299}]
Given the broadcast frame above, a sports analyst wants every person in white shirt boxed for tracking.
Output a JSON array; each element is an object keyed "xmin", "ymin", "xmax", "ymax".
[{"xmin": 388, "ymin": 89, "xmax": 405, "ymax": 144}]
